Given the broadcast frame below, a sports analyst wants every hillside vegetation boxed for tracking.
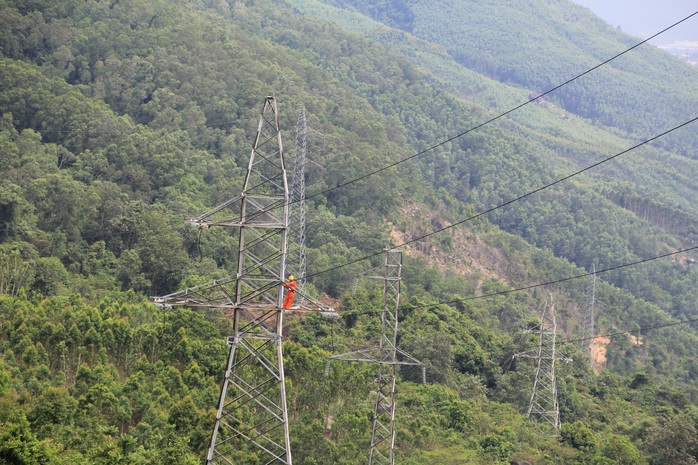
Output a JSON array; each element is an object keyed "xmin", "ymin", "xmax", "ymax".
[{"xmin": 1, "ymin": 0, "xmax": 697, "ymax": 463}]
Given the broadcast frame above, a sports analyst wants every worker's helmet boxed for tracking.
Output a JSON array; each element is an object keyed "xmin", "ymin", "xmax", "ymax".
[{"xmin": 289, "ymin": 275, "xmax": 295, "ymax": 281}]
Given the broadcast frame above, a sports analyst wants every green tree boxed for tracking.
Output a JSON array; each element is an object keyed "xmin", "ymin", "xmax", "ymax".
[
  {"xmin": 0, "ymin": 409, "xmax": 53, "ymax": 465},
  {"xmin": 601, "ymin": 434, "xmax": 641, "ymax": 465},
  {"xmin": 643, "ymin": 415, "xmax": 698, "ymax": 465},
  {"xmin": 31, "ymin": 257, "xmax": 69, "ymax": 296},
  {"xmin": 28, "ymin": 387, "xmax": 77, "ymax": 436}
]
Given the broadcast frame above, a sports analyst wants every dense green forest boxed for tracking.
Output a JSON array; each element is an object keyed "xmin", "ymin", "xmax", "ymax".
[
  {"xmin": 317, "ymin": 0, "xmax": 698, "ymax": 156},
  {"xmin": 1, "ymin": 0, "xmax": 698, "ymax": 463}
]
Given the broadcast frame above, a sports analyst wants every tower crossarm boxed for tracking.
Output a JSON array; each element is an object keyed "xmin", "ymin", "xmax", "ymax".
[
  {"xmin": 327, "ymin": 347, "xmax": 424, "ymax": 366},
  {"xmin": 151, "ymin": 96, "xmax": 296, "ymax": 465}
]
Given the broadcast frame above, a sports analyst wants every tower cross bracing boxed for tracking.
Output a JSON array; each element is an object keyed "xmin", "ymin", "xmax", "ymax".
[
  {"xmin": 514, "ymin": 294, "xmax": 571, "ymax": 436},
  {"xmin": 326, "ymin": 249, "xmax": 424, "ymax": 465},
  {"xmin": 152, "ymin": 97, "xmax": 331, "ymax": 465}
]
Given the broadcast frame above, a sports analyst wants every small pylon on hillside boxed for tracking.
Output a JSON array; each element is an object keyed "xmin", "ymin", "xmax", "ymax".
[
  {"xmin": 326, "ymin": 249, "xmax": 424, "ymax": 465},
  {"xmin": 514, "ymin": 294, "xmax": 571, "ymax": 436},
  {"xmin": 580, "ymin": 264, "xmax": 597, "ymax": 366}
]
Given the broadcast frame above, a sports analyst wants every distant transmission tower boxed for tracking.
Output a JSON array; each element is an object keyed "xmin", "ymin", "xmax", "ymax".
[
  {"xmin": 288, "ymin": 108, "xmax": 307, "ymax": 303},
  {"xmin": 580, "ymin": 264, "xmax": 596, "ymax": 364},
  {"xmin": 152, "ymin": 97, "xmax": 331, "ymax": 465},
  {"xmin": 514, "ymin": 294, "xmax": 570, "ymax": 435},
  {"xmin": 326, "ymin": 249, "xmax": 424, "ymax": 465}
]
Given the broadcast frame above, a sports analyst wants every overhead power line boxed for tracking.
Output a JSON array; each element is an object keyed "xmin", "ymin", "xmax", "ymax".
[
  {"xmin": 323, "ymin": 249, "xmax": 698, "ymax": 371},
  {"xmin": 327, "ymin": 245, "xmax": 698, "ymax": 318},
  {"xmin": 303, "ymin": 115, "xmax": 698, "ymax": 280},
  {"xmin": 566, "ymin": 316, "xmax": 698, "ymax": 346},
  {"xmin": 332, "ymin": 247, "xmax": 698, "ymax": 353},
  {"xmin": 434, "ymin": 246, "xmax": 698, "ymax": 306},
  {"xmin": 304, "ymin": 9, "xmax": 698, "ymax": 203}
]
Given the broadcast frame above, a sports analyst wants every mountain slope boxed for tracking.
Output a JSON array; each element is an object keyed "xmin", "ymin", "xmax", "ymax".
[
  {"xmin": 284, "ymin": 0, "xmax": 698, "ymax": 314},
  {"xmin": 1, "ymin": 0, "xmax": 698, "ymax": 463},
  {"xmin": 319, "ymin": 0, "xmax": 698, "ymax": 155}
]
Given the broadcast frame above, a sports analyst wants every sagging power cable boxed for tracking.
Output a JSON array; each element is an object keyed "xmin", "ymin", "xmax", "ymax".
[
  {"xmin": 303, "ymin": 9, "xmax": 698, "ymax": 203},
  {"xmin": 566, "ymin": 316, "xmax": 698, "ymax": 346},
  {"xmin": 303, "ymin": 115, "xmax": 698, "ymax": 280},
  {"xmin": 333, "ymin": 245, "xmax": 698, "ymax": 318}
]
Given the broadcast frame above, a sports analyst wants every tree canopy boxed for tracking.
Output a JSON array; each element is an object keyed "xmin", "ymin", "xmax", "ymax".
[{"xmin": 1, "ymin": 0, "xmax": 697, "ymax": 463}]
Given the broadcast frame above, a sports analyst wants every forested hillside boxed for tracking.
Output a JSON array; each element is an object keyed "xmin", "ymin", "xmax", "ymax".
[
  {"xmin": 1, "ymin": 0, "xmax": 697, "ymax": 463},
  {"xmin": 320, "ymin": 0, "xmax": 698, "ymax": 154},
  {"xmin": 288, "ymin": 0, "xmax": 698, "ymax": 331}
]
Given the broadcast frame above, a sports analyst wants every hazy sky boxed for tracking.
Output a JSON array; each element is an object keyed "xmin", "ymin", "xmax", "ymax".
[{"xmin": 571, "ymin": 0, "xmax": 698, "ymax": 45}]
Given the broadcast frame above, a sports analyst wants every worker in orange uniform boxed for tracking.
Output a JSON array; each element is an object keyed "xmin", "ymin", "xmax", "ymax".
[{"xmin": 282, "ymin": 275, "xmax": 297, "ymax": 309}]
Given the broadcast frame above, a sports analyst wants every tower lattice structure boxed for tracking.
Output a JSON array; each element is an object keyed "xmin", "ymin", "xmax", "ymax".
[
  {"xmin": 288, "ymin": 108, "xmax": 307, "ymax": 304},
  {"xmin": 152, "ymin": 97, "xmax": 330, "ymax": 465},
  {"xmin": 326, "ymin": 249, "xmax": 424, "ymax": 465},
  {"xmin": 580, "ymin": 264, "xmax": 596, "ymax": 364},
  {"xmin": 514, "ymin": 294, "xmax": 570, "ymax": 436}
]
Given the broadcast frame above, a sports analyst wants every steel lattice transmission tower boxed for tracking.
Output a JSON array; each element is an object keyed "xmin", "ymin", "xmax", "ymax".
[
  {"xmin": 288, "ymin": 108, "xmax": 307, "ymax": 303},
  {"xmin": 151, "ymin": 97, "xmax": 331, "ymax": 465},
  {"xmin": 580, "ymin": 264, "xmax": 596, "ymax": 362},
  {"xmin": 326, "ymin": 249, "xmax": 424, "ymax": 465},
  {"xmin": 514, "ymin": 294, "xmax": 570, "ymax": 436}
]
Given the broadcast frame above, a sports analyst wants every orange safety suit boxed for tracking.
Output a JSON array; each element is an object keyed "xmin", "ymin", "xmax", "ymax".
[{"xmin": 282, "ymin": 279, "xmax": 297, "ymax": 309}]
